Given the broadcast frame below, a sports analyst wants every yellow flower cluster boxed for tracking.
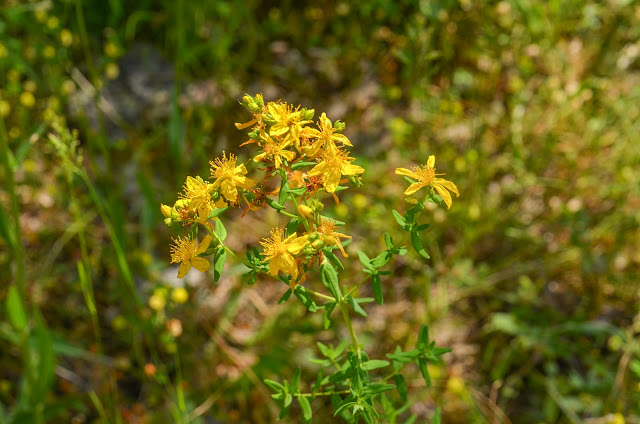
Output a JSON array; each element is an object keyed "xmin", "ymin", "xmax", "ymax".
[{"xmin": 162, "ymin": 94, "xmax": 458, "ymax": 283}]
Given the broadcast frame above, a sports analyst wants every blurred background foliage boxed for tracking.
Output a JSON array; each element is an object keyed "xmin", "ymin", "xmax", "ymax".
[{"xmin": 1, "ymin": 0, "xmax": 640, "ymax": 422}]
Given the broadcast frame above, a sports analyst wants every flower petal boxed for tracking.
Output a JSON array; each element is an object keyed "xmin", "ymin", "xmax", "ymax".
[
  {"xmin": 287, "ymin": 236, "xmax": 309, "ymax": 255},
  {"xmin": 395, "ymin": 168, "xmax": 416, "ymax": 178},
  {"xmin": 434, "ymin": 183, "xmax": 453, "ymax": 209},
  {"xmin": 434, "ymin": 178, "xmax": 459, "ymax": 196},
  {"xmin": 196, "ymin": 235, "xmax": 213, "ymax": 254},
  {"xmin": 404, "ymin": 182, "xmax": 426, "ymax": 196},
  {"xmin": 427, "ymin": 155, "xmax": 435, "ymax": 168},
  {"xmin": 308, "ymin": 161, "xmax": 329, "ymax": 177},
  {"xmin": 177, "ymin": 261, "xmax": 191, "ymax": 279},
  {"xmin": 323, "ymin": 167, "xmax": 342, "ymax": 193},
  {"xmin": 342, "ymin": 164, "xmax": 364, "ymax": 176},
  {"xmin": 221, "ymin": 179, "xmax": 238, "ymax": 201},
  {"xmin": 191, "ymin": 257, "xmax": 211, "ymax": 273}
]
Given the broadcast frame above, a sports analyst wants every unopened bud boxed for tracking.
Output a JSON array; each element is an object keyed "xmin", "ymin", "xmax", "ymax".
[
  {"xmin": 309, "ymin": 199, "xmax": 324, "ymax": 212},
  {"xmin": 160, "ymin": 204, "xmax": 172, "ymax": 218},
  {"xmin": 334, "ymin": 121, "xmax": 346, "ymax": 132},
  {"xmin": 302, "ymin": 108, "xmax": 315, "ymax": 121},
  {"xmin": 248, "ymin": 129, "xmax": 261, "ymax": 140},
  {"xmin": 262, "ymin": 113, "xmax": 277, "ymax": 126},
  {"xmin": 311, "ymin": 240, "xmax": 325, "ymax": 250},
  {"xmin": 298, "ymin": 204, "xmax": 314, "ymax": 220}
]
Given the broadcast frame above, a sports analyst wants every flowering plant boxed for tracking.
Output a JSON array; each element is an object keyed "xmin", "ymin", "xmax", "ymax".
[{"xmin": 162, "ymin": 94, "xmax": 459, "ymax": 423}]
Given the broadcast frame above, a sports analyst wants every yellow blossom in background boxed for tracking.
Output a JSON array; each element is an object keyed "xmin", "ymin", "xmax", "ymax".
[
  {"xmin": 43, "ymin": 45, "xmax": 56, "ymax": 59},
  {"xmin": 104, "ymin": 42, "xmax": 120, "ymax": 57},
  {"xmin": 210, "ymin": 152, "xmax": 256, "ymax": 203},
  {"xmin": 0, "ymin": 43, "xmax": 7, "ymax": 58},
  {"xmin": 308, "ymin": 149, "xmax": 364, "ymax": 193},
  {"xmin": 60, "ymin": 29, "xmax": 73, "ymax": 47},
  {"xmin": 0, "ymin": 100, "xmax": 10, "ymax": 118},
  {"xmin": 395, "ymin": 155, "xmax": 459, "ymax": 209},
  {"xmin": 253, "ymin": 138, "xmax": 296, "ymax": 168},
  {"xmin": 170, "ymin": 234, "xmax": 213, "ymax": 278},
  {"xmin": 105, "ymin": 63, "xmax": 120, "ymax": 80},
  {"xmin": 171, "ymin": 287, "xmax": 189, "ymax": 304},
  {"xmin": 260, "ymin": 227, "xmax": 309, "ymax": 283},
  {"xmin": 20, "ymin": 92, "xmax": 36, "ymax": 108},
  {"xmin": 179, "ymin": 176, "xmax": 220, "ymax": 221},
  {"xmin": 47, "ymin": 16, "xmax": 59, "ymax": 29}
]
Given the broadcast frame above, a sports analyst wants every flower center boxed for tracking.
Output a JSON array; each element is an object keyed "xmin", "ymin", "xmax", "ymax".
[{"xmin": 414, "ymin": 165, "xmax": 437, "ymax": 185}]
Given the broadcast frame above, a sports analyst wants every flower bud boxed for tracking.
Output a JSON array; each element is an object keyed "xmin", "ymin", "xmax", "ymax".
[
  {"xmin": 302, "ymin": 108, "xmax": 315, "ymax": 121},
  {"xmin": 311, "ymin": 239, "xmax": 325, "ymax": 250},
  {"xmin": 309, "ymin": 199, "xmax": 324, "ymax": 212},
  {"xmin": 261, "ymin": 113, "xmax": 277, "ymax": 126},
  {"xmin": 334, "ymin": 121, "xmax": 346, "ymax": 132},
  {"xmin": 298, "ymin": 204, "xmax": 314, "ymax": 220},
  {"xmin": 160, "ymin": 204, "xmax": 172, "ymax": 218},
  {"xmin": 248, "ymin": 129, "xmax": 261, "ymax": 140}
]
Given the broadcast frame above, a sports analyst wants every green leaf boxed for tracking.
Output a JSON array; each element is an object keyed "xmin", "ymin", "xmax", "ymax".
[
  {"xmin": 285, "ymin": 216, "xmax": 302, "ymax": 235},
  {"xmin": 371, "ymin": 274, "xmax": 383, "ymax": 305},
  {"xmin": 298, "ymin": 396, "xmax": 312, "ymax": 422},
  {"xmin": 414, "ymin": 223, "xmax": 430, "ymax": 232},
  {"xmin": 213, "ymin": 248, "xmax": 226, "ymax": 282},
  {"xmin": 278, "ymin": 288, "xmax": 293, "ymax": 304},
  {"xmin": 264, "ymin": 379, "xmax": 285, "ymax": 392},
  {"xmin": 278, "ymin": 181, "xmax": 289, "ymax": 205},
  {"xmin": 291, "ymin": 367, "xmax": 301, "ymax": 393},
  {"xmin": 208, "ymin": 207, "xmax": 229, "ymax": 219},
  {"xmin": 395, "ymin": 374, "xmax": 408, "ymax": 402},
  {"xmin": 291, "ymin": 161, "xmax": 317, "ymax": 170},
  {"xmin": 324, "ymin": 302, "xmax": 336, "ymax": 329},
  {"xmin": 320, "ymin": 263, "xmax": 341, "ymax": 299},
  {"xmin": 189, "ymin": 223, "xmax": 198, "ymax": 240},
  {"xmin": 418, "ymin": 325, "xmax": 430, "ymax": 349},
  {"xmin": 214, "ymin": 219, "xmax": 227, "ymax": 241},
  {"xmin": 6, "ymin": 286, "xmax": 27, "ymax": 332},
  {"xmin": 324, "ymin": 249, "xmax": 344, "ymax": 270},
  {"xmin": 278, "ymin": 403, "xmax": 291, "ymax": 419},
  {"xmin": 265, "ymin": 197, "xmax": 286, "ymax": 211},
  {"xmin": 433, "ymin": 407, "xmax": 441, "ymax": 424},
  {"xmin": 284, "ymin": 393, "xmax": 293, "ymax": 408},
  {"xmin": 410, "ymin": 231, "xmax": 430, "ymax": 259},
  {"xmin": 360, "ymin": 360, "xmax": 390, "ymax": 371},
  {"xmin": 418, "ymin": 357, "xmax": 432, "ymax": 387},
  {"xmin": 370, "ymin": 251, "xmax": 392, "ymax": 269},
  {"xmin": 294, "ymin": 286, "xmax": 318, "ymax": 312},
  {"xmin": 347, "ymin": 296, "xmax": 367, "ymax": 317},
  {"xmin": 392, "ymin": 210, "xmax": 407, "ymax": 229},
  {"xmin": 0, "ymin": 205, "xmax": 14, "ymax": 249},
  {"xmin": 362, "ymin": 383, "xmax": 396, "ymax": 395},
  {"xmin": 32, "ymin": 316, "xmax": 55, "ymax": 404},
  {"xmin": 356, "ymin": 250, "xmax": 373, "ymax": 270},
  {"xmin": 405, "ymin": 414, "xmax": 418, "ymax": 424}
]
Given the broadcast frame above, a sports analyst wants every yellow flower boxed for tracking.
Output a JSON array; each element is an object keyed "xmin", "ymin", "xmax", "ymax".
[
  {"xmin": 302, "ymin": 112, "xmax": 352, "ymax": 157},
  {"xmin": 266, "ymin": 102, "xmax": 312, "ymax": 145},
  {"xmin": 260, "ymin": 228, "xmax": 310, "ymax": 282},
  {"xmin": 210, "ymin": 152, "xmax": 256, "ymax": 203},
  {"xmin": 308, "ymin": 149, "xmax": 364, "ymax": 193},
  {"xmin": 253, "ymin": 138, "xmax": 296, "ymax": 169},
  {"xmin": 170, "ymin": 235, "xmax": 213, "ymax": 278},
  {"xmin": 180, "ymin": 176, "xmax": 220, "ymax": 221},
  {"xmin": 395, "ymin": 155, "xmax": 459, "ymax": 209}
]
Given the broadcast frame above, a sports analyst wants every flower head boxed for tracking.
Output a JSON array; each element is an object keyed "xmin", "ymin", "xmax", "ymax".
[
  {"xmin": 260, "ymin": 227, "xmax": 310, "ymax": 283},
  {"xmin": 170, "ymin": 235, "xmax": 213, "ymax": 278},
  {"xmin": 395, "ymin": 155, "xmax": 459, "ymax": 209},
  {"xmin": 210, "ymin": 152, "xmax": 256, "ymax": 203},
  {"xmin": 266, "ymin": 102, "xmax": 312, "ymax": 145},
  {"xmin": 253, "ymin": 138, "xmax": 296, "ymax": 169},
  {"xmin": 180, "ymin": 176, "xmax": 221, "ymax": 221},
  {"xmin": 308, "ymin": 149, "xmax": 364, "ymax": 193},
  {"xmin": 301, "ymin": 112, "xmax": 352, "ymax": 157}
]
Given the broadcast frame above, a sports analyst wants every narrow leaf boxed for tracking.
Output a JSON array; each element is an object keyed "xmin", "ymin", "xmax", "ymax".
[
  {"xmin": 371, "ymin": 274, "xmax": 383, "ymax": 305},
  {"xmin": 298, "ymin": 396, "xmax": 312, "ymax": 422},
  {"xmin": 395, "ymin": 374, "xmax": 408, "ymax": 402},
  {"xmin": 214, "ymin": 219, "xmax": 227, "ymax": 241},
  {"xmin": 213, "ymin": 248, "xmax": 226, "ymax": 282},
  {"xmin": 360, "ymin": 360, "xmax": 390, "ymax": 371},
  {"xmin": 6, "ymin": 286, "xmax": 27, "ymax": 332},
  {"xmin": 410, "ymin": 231, "xmax": 430, "ymax": 259},
  {"xmin": 320, "ymin": 263, "xmax": 341, "ymax": 299}
]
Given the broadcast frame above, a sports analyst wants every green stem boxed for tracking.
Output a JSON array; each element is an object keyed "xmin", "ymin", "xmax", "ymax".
[
  {"xmin": 0, "ymin": 96, "xmax": 25, "ymax": 298},
  {"xmin": 304, "ymin": 288, "xmax": 335, "ymax": 302},
  {"xmin": 202, "ymin": 222, "xmax": 240, "ymax": 260},
  {"xmin": 294, "ymin": 389, "xmax": 350, "ymax": 398},
  {"xmin": 339, "ymin": 300, "xmax": 361, "ymax": 359}
]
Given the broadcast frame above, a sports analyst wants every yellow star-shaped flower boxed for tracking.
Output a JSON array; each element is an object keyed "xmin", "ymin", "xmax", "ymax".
[
  {"xmin": 395, "ymin": 155, "xmax": 459, "ymax": 209},
  {"xmin": 308, "ymin": 149, "xmax": 364, "ymax": 193},
  {"xmin": 260, "ymin": 227, "xmax": 309, "ymax": 283},
  {"xmin": 170, "ymin": 235, "xmax": 213, "ymax": 278},
  {"xmin": 210, "ymin": 152, "xmax": 256, "ymax": 203}
]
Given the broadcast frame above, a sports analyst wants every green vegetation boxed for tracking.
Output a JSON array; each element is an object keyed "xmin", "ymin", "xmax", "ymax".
[{"xmin": 1, "ymin": 0, "xmax": 639, "ymax": 423}]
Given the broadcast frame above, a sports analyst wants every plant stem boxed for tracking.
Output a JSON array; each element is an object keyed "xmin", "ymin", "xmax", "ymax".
[
  {"xmin": 304, "ymin": 288, "xmax": 335, "ymax": 302},
  {"xmin": 343, "ymin": 275, "xmax": 371, "ymax": 299},
  {"xmin": 339, "ymin": 299, "xmax": 361, "ymax": 360},
  {"xmin": 294, "ymin": 389, "xmax": 351, "ymax": 398}
]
